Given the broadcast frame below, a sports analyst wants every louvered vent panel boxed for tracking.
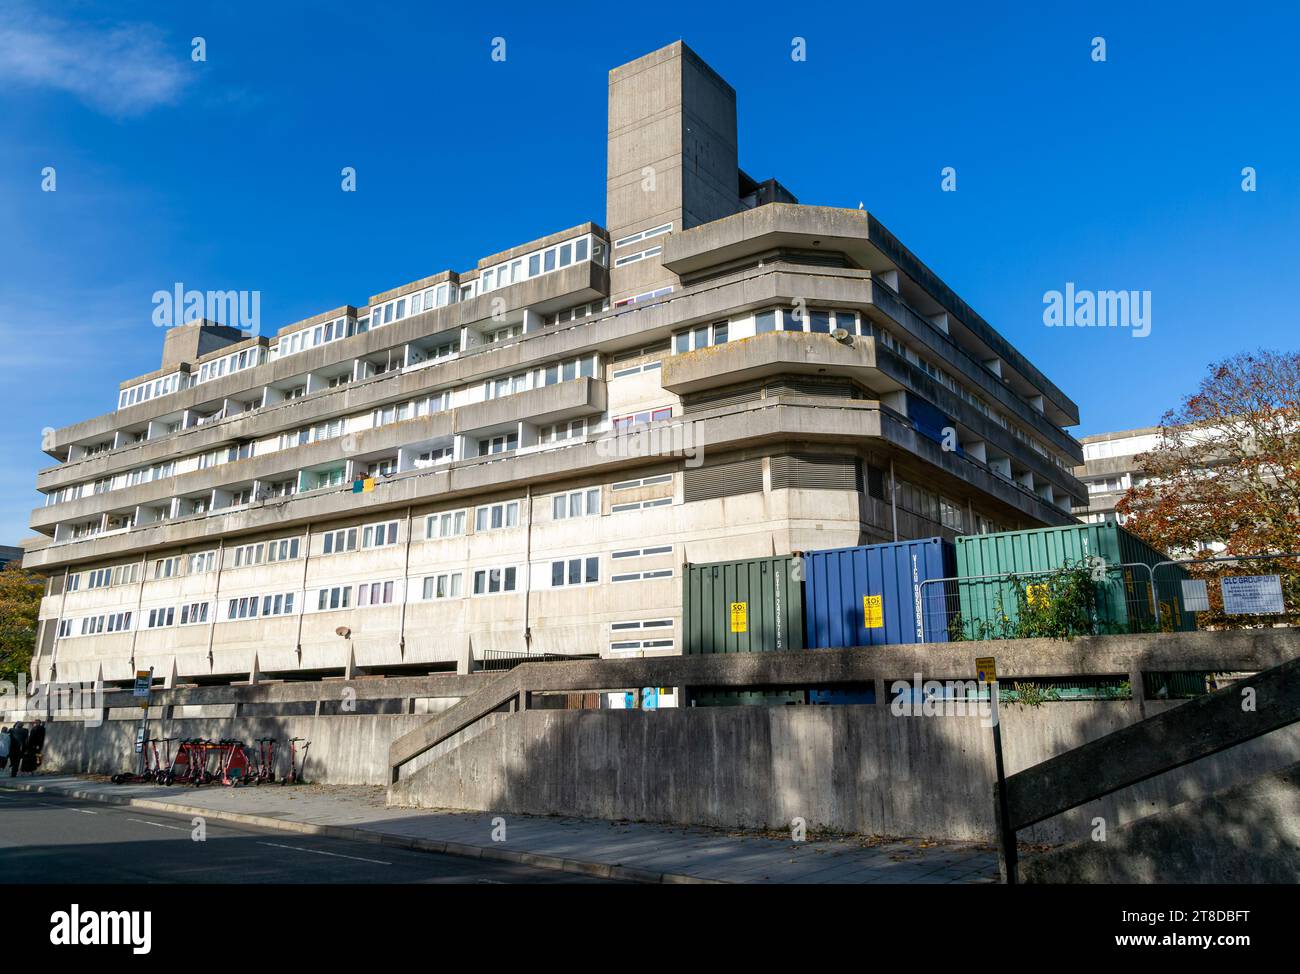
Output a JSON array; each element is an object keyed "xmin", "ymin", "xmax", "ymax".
[
  {"xmin": 770, "ymin": 453, "xmax": 859, "ymax": 491},
  {"xmin": 684, "ymin": 458, "xmax": 765, "ymax": 502},
  {"xmin": 682, "ymin": 385, "xmax": 762, "ymax": 414},
  {"xmin": 765, "ymin": 379, "xmax": 855, "ymax": 399}
]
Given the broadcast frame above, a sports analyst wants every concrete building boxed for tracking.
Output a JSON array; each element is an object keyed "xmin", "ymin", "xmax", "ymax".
[
  {"xmin": 1073, "ymin": 426, "xmax": 1162, "ymax": 526},
  {"xmin": 24, "ymin": 42, "xmax": 1084, "ymax": 689}
]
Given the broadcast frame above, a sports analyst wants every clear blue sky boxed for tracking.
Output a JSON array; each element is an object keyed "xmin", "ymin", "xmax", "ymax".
[{"xmin": 2, "ymin": 0, "xmax": 1297, "ymax": 544}]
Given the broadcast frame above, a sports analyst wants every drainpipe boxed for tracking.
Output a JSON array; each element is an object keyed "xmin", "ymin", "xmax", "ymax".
[
  {"xmin": 126, "ymin": 550, "xmax": 148, "ymax": 671},
  {"xmin": 398, "ymin": 506, "xmax": 412, "ymax": 659},
  {"xmin": 889, "ymin": 458, "xmax": 899, "ymax": 541},
  {"xmin": 523, "ymin": 483, "xmax": 533, "ymax": 651},
  {"xmin": 205, "ymin": 539, "xmax": 226, "ymax": 669},
  {"xmin": 47, "ymin": 566, "xmax": 72, "ymax": 685},
  {"xmin": 294, "ymin": 525, "xmax": 312, "ymax": 666}
]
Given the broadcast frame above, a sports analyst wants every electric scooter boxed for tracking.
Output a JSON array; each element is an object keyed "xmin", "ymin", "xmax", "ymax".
[
  {"xmin": 250, "ymin": 737, "xmax": 276, "ymax": 784},
  {"xmin": 280, "ymin": 737, "xmax": 311, "ymax": 785}
]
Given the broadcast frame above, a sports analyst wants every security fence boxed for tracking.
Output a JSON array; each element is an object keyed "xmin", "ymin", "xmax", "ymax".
[{"xmin": 917, "ymin": 562, "xmax": 1171, "ymax": 642}]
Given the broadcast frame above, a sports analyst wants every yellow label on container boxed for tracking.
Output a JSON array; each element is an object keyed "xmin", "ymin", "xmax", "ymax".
[
  {"xmin": 863, "ymin": 594, "xmax": 884, "ymax": 629},
  {"xmin": 729, "ymin": 601, "xmax": 748, "ymax": 633}
]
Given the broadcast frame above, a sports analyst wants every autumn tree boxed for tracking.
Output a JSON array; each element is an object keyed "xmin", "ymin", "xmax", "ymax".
[
  {"xmin": 1117, "ymin": 350, "xmax": 1300, "ymax": 627},
  {"xmin": 0, "ymin": 561, "xmax": 44, "ymax": 685}
]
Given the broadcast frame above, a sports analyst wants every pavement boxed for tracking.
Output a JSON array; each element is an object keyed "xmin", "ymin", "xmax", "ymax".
[
  {"xmin": 0, "ymin": 773, "xmax": 1000, "ymax": 884},
  {"xmin": 0, "ymin": 787, "xmax": 611, "ymax": 884}
]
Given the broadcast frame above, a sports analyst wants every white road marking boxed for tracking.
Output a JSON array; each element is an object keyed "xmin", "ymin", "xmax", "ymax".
[
  {"xmin": 127, "ymin": 818, "xmax": 187, "ymax": 831},
  {"xmin": 257, "ymin": 841, "xmax": 390, "ymax": 866}
]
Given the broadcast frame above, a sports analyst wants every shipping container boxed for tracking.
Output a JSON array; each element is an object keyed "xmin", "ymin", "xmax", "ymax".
[
  {"xmin": 683, "ymin": 555, "xmax": 805, "ymax": 707},
  {"xmin": 682, "ymin": 555, "xmax": 804, "ymax": 655},
  {"xmin": 954, "ymin": 523, "xmax": 1195, "ymax": 638},
  {"xmin": 802, "ymin": 538, "xmax": 958, "ymax": 649}
]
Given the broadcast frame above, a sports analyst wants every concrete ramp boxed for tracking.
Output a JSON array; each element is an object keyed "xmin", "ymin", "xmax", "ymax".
[{"xmin": 1022, "ymin": 761, "xmax": 1300, "ymax": 883}]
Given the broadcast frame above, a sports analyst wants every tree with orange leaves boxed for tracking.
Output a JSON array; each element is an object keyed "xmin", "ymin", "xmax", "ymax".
[{"xmin": 1117, "ymin": 350, "xmax": 1300, "ymax": 627}]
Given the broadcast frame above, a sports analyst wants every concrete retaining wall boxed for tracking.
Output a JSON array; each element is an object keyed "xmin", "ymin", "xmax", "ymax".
[
  {"xmin": 37, "ymin": 713, "xmax": 427, "ymax": 786},
  {"xmin": 389, "ymin": 701, "xmax": 1300, "ymax": 842},
  {"xmin": 1021, "ymin": 761, "xmax": 1300, "ymax": 883}
]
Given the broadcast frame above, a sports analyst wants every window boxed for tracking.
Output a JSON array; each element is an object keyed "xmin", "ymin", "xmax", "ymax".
[
  {"xmin": 423, "ymin": 573, "xmax": 463, "ymax": 600},
  {"xmin": 549, "ymin": 557, "xmax": 599, "ymax": 587},
  {"xmin": 613, "ymin": 223, "xmax": 672, "ymax": 248},
  {"xmin": 179, "ymin": 602, "xmax": 210, "ymax": 625},
  {"xmin": 613, "ymin": 245, "xmax": 662, "ymax": 267},
  {"xmin": 153, "ymin": 557, "xmax": 180, "ymax": 579},
  {"xmin": 105, "ymin": 611, "xmax": 132, "ymax": 633},
  {"xmin": 146, "ymin": 607, "xmax": 175, "ymax": 629},
  {"xmin": 612, "ymin": 408, "xmax": 672, "ymax": 431},
  {"xmin": 552, "ymin": 488, "xmax": 601, "ymax": 520},
  {"xmin": 323, "ymin": 528, "xmax": 358, "ymax": 554},
  {"xmin": 611, "ymin": 545, "xmax": 673, "ymax": 559},
  {"xmin": 227, "ymin": 596, "xmax": 252, "ymax": 620},
  {"xmin": 611, "ymin": 569, "xmax": 673, "ymax": 583},
  {"xmin": 673, "ymin": 321, "xmax": 728, "ymax": 353},
  {"xmin": 86, "ymin": 568, "xmax": 111, "ymax": 589},
  {"xmin": 266, "ymin": 537, "xmax": 301, "ymax": 562},
  {"xmin": 356, "ymin": 580, "xmax": 395, "ymax": 607},
  {"xmin": 538, "ymin": 419, "xmax": 586, "ymax": 444},
  {"xmin": 361, "ymin": 521, "xmax": 399, "ymax": 549},
  {"xmin": 187, "ymin": 551, "xmax": 216, "ymax": 574},
  {"xmin": 427, "ymin": 510, "xmax": 466, "ymax": 539},
  {"xmin": 611, "ymin": 361, "xmax": 662, "ymax": 378},
  {"xmin": 472, "ymin": 566, "xmax": 518, "ymax": 595},
  {"xmin": 316, "ymin": 586, "xmax": 352, "ymax": 611},
  {"xmin": 111, "ymin": 563, "xmax": 140, "ymax": 586},
  {"xmin": 611, "ymin": 497, "xmax": 673, "ymax": 513},
  {"xmin": 608, "ymin": 473, "xmax": 670, "ymax": 488},
  {"xmin": 608, "ymin": 619, "xmax": 674, "ymax": 652},
  {"xmin": 479, "ymin": 433, "xmax": 518, "ymax": 456},
  {"xmin": 232, "ymin": 543, "xmax": 264, "ymax": 568},
  {"xmin": 475, "ymin": 502, "xmax": 519, "ymax": 531}
]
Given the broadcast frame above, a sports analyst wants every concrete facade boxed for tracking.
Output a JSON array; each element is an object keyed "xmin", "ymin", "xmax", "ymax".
[
  {"xmin": 26, "ymin": 41, "xmax": 1084, "ymax": 691},
  {"xmin": 382, "ymin": 632, "xmax": 1300, "ymax": 842}
]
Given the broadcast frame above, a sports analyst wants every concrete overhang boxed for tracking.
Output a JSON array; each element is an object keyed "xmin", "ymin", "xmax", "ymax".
[
  {"xmin": 23, "ymin": 397, "xmax": 1075, "ymax": 573},
  {"xmin": 661, "ymin": 330, "xmax": 876, "ymax": 394},
  {"xmin": 42, "ymin": 261, "xmax": 610, "ymax": 457},
  {"xmin": 662, "ymin": 203, "xmax": 1080, "ymax": 427},
  {"xmin": 662, "ymin": 332, "xmax": 1083, "ymax": 501}
]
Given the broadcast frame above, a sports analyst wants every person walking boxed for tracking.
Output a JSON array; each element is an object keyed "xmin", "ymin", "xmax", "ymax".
[
  {"xmin": 24, "ymin": 719, "xmax": 45, "ymax": 773},
  {"xmin": 8, "ymin": 721, "xmax": 27, "ymax": 777},
  {"xmin": 0, "ymin": 726, "xmax": 10, "ymax": 772}
]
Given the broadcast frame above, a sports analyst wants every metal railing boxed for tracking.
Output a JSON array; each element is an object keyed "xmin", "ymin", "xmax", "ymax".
[
  {"xmin": 477, "ymin": 650, "xmax": 596, "ymax": 673},
  {"xmin": 998, "ymin": 654, "xmax": 1300, "ymax": 882},
  {"xmin": 917, "ymin": 562, "xmax": 1161, "ymax": 642}
]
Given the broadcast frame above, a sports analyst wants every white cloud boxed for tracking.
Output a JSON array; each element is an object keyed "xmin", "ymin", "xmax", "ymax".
[{"xmin": 0, "ymin": 9, "xmax": 189, "ymax": 118}]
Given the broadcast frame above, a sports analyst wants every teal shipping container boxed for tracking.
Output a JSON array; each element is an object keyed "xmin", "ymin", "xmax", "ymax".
[{"xmin": 954, "ymin": 522, "xmax": 1196, "ymax": 638}]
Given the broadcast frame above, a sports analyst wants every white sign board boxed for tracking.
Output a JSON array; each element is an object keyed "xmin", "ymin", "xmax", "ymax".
[
  {"xmin": 1181, "ymin": 579, "xmax": 1210, "ymax": 613},
  {"xmin": 1220, "ymin": 575, "xmax": 1285, "ymax": 615}
]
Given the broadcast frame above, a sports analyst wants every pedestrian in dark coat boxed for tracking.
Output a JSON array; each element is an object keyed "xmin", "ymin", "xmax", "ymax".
[
  {"xmin": 8, "ymin": 721, "xmax": 27, "ymax": 777},
  {"xmin": 24, "ymin": 719, "xmax": 44, "ymax": 772},
  {"xmin": 0, "ymin": 726, "xmax": 10, "ymax": 771}
]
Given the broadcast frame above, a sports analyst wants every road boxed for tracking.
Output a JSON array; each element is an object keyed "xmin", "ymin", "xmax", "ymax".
[{"xmin": 0, "ymin": 789, "xmax": 613, "ymax": 883}]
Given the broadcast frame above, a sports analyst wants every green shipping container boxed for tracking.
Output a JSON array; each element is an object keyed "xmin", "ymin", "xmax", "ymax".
[
  {"xmin": 683, "ymin": 555, "xmax": 805, "ymax": 706},
  {"xmin": 954, "ymin": 522, "xmax": 1196, "ymax": 638}
]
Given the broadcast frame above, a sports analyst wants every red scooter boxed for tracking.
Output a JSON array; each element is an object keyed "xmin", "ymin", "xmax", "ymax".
[{"xmin": 280, "ymin": 737, "xmax": 311, "ymax": 785}]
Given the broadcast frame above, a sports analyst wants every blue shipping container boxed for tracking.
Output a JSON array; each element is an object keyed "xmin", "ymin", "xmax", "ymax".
[{"xmin": 802, "ymin": 538, "xmax": 957, "ymax": 650}]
